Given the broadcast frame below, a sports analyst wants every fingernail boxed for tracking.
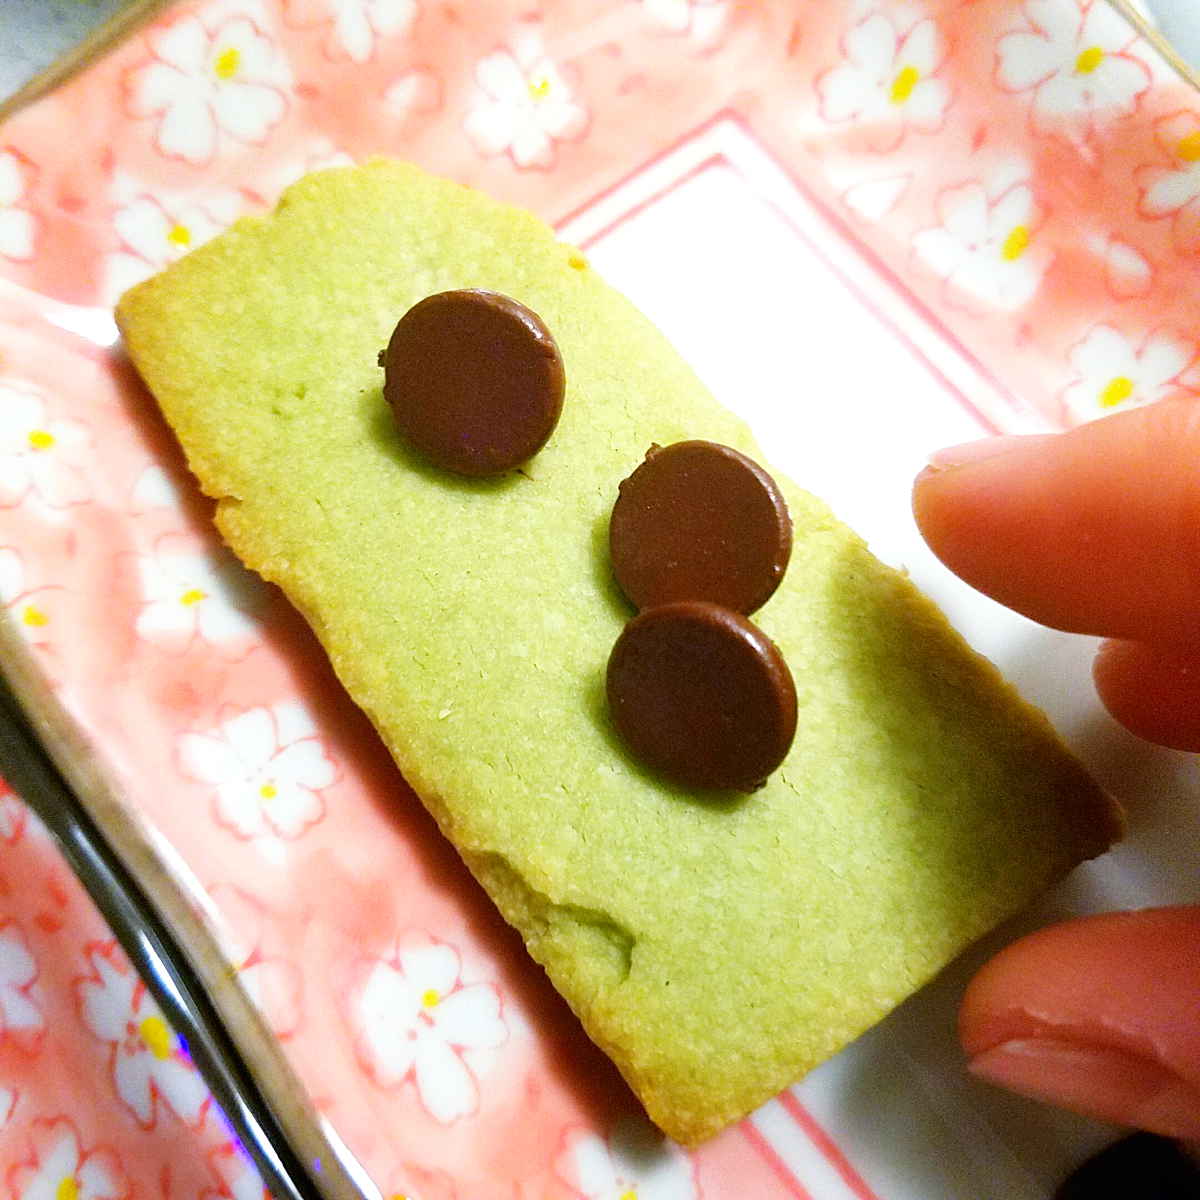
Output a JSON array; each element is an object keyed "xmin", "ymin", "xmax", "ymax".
[
  {"xmin": 927, "ymin": 434, "xmax": 1056, "ymax": 471},
  {"xmin": 969, "ymin": 1038, "xmax": 1200, "ymax": 1140}
]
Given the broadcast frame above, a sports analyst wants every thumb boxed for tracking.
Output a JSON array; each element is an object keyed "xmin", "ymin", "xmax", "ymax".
[
  {"xmin": 960, "ymin": 907, "xmax": 1200, "ymax": 1139},
  {"xmin": 913, "ymin": 398, "xmax": 1200, "ymax": 646}
]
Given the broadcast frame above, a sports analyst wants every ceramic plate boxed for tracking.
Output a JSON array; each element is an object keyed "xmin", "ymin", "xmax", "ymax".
[{"xmin": 2, "ymin": 2, "xmax": 1200, "ymax": 1197}]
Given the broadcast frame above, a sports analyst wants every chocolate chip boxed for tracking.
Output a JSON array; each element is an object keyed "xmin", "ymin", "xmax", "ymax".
[
  {"xmin": 382, "ymin": 290, "xmax": 565, "ymax": 477},
  {"xmin": 609, "ymin": 441, "xmax": 792, "ymax": 614},
  {"xmin": 606, "ymin": 600, "xmax": 797, "ymax": 791}
]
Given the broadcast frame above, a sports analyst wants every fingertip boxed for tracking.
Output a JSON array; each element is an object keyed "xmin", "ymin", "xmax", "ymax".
[
  {"xmin": 960, "ymin": 908, "xmax": 1200, "ymax": 1136},
  {"xmin": 1093, "ymin": 639, "xmax": 1200, "ymax": 752},
  {"xmin": 915, "ymin": 400, "xmax": 1200, "ymax": 642}
]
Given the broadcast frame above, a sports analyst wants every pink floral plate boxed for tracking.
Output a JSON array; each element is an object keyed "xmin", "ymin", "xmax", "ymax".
[{"xmin": 2, "ymin": 1, "xmax": 1200, "ymax": 1198}]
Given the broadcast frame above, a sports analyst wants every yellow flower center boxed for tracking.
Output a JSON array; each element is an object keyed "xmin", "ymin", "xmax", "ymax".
[
  {"xmin": 27, "ymin": 429, "xmax": 54, "ymax": 451},
  {"xmin": 22, "ymin": 605, "xmax": 47, "ymax": 627},
  {"xmin": 567, "ymin": 250, "xmax": 588, "ymax": 270},
  {"xmin": 1099, "ymin": 375, "xmax": 1135, "ymax": 409},
  {"xmin": 421, "ymin": 988, "xmax": 440, "ymax": 1008},
  {"xmin": 620, "ymin": 1191, "xmax": 638, "ymax": 1200},
  {"xmin": 214, "ymin": 46, "xmax": 241, "ymax": 80},
  {"xmin": 1176, "ymin": 131, "xmax": 1200, "ymax": 162},
  {"xmin": 1001, "ymin": 225, "xmax": 1030, "ymax": 261},
  {"xmin": 167, "ymin": 223, "xmax": 192, "ymax": 247},
  {"xmin": 1074, "ymin": 46, "xmax": 1104, "ymax": 75},
  {"xmin": 179, "ymin": 588, "xmax": 206, "ymax": 606},
  {"xmin": 139, "ymin": 1015, "xmax": 172, "ymax": 1060},
  {"xmin": 890, "ymin": 65, "xmax": 920, "ymax": 105},
  {"xmin": 259, "ymin": 782, "xmax": 277, "ymax": 800},
  {"xmin": 56, "ymin": 1177, "xmax": 79, "ymax": 1200},
  {"xmin": 528, "ymin": 74, "xmax": 552, "ymax": 101}
]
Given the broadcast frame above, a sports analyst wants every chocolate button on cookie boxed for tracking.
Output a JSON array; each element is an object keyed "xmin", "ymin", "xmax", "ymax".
[
  {"xmin": 383, "ymin": 289, "xmax": 565, "ymax": 477},
  {"xmin": 610, "ymin": 440, "xmax": 792, "ymax": 614},
  {"xmin": 607, "ymin": 600, "xmax": 797, "ymax": 792}
]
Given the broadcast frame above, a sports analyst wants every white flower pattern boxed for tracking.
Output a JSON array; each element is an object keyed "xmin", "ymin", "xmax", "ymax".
[
  {"xmin": 464, "ymin": 22, "xmax": 587, "ymax": 170},
  {"xmin": 913, "ymin": 169, "xmax": 1048, "ymax": 310},
  {"xmin": 0, "ymin": 150, "xmax": 35, "ymax": 262},
  {"xmin": 135, "ymin": 536, "xmax": 263, "ymax": 657},
  {"xmin": 0, "ymin": 778, "xmax": 26, "ymax": 843},
  {"xmin": 207, "ymin": 885, "xmax": 301, "ymax": 1036},
  {"xmin": 76, "ymin": 943, "xmax": 210, "ymax": 1127},
  {"xmin": 105, "ymin": 173, "xmax": 244, "ymax": 303},
  {"xmin": 355, "ymin": 933, "xmax": 507, "ymax": 1123},
  {"xmin": 383, "ymin": 71, "xmax": 441, "ymax": 119},
  {"xmin": 252, "ymin": 139, "xmax": 355, "ymax": 205},
  {"xmin": 1138, "ymin": 112, "xmax": 1200, "ymax": 253},
  {"xmin": 1060, "ymin": 325, "xmax": 1197, "ymax": 423},
  {"xmin": 0, "ymin": 380, "xmax": 92, "ymax": 517},
  {"xmin": 205, "ymin": 1140, "xmax": 269, "ymax": 1200},
  {"xmin": 0, "ymin": 922, "xmax": 42, "ymax": 1046},
  {"xmin": 179, "ymin": 702, "xmax": 336, "ymax": 840},
  {"xmin": 125, "ymin": 13, "xmax": 291, "ymax": 164},
  {"xmin": 817, "ymin": 11, "xmax": 950, "ymax": 151},
  {"xmin": 996, "ymin": 0, "xmax": 1150, "ymax": 134},
  {"xmin": 641, "ymin": 0, "xmax": 729, "ymax": 43},
  {"xmin": 9, "ymin": 1118, "xmax": 126, "ymax": 1200},
  {"xmin": 130, "ymin": 464, "xmax": 184, "ymax": 513},
  {"xmin": 286, "ymin": 0, "xmax": 417, "ymax": 63},
  {"xmin": 555, "ymin": 1116, "xmax": 698, "ymax": 1200},
  {"xmin": 1087, "ymin": 232, "xmax": 1152, "ymax": 299},
  {"xmin": 0, "ymin": 547, "xmax": 61, "ymax": 647}
]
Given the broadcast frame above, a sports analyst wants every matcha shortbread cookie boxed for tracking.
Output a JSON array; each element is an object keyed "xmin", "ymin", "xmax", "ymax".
[{"xmin": 117, "ymin": 160, "xmax": 1121, "ymax": 1146}]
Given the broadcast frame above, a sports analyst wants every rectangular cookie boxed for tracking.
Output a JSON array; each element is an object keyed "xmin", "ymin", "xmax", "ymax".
[{"xmin": 116, "ymin": 160, "xmax": 1121, "ymax": 1146}]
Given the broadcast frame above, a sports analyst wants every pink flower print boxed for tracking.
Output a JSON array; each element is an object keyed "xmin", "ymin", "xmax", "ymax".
[
  {"xmin": 0, "ymin": 150, "xmax": 36, "ymax": 263},
  {"xmin": 842, "ymin": 172, "xmax": 912, "ymax": 222},
  {"xmin": 134, "ymin": 535, "xmax": 263, "ymax": 658},
  {"xmin": 555, "ymin": 1116, "xmax": 697, "ymax": 1200},
  {"xmin": 1086, "ymin": 232, "xmax": 1152, "ymax": 300},
  {"xmin": 1137, "ymin": 111, "xmax": 1200, "ymax": 253},
  {"xmin": 75, "ymin": 943, "xmax": 211, "ymax": 1128},
  {"xmin": 0, "ymin": 776, "xmax": 27, "ymax": 844},
  {"xmin": 641, "ymin": 0, "xmax": 729, "ymax": 44},
  {"xmin": 130, "ymin": 464, "xmax": 184, "ymax": 514},
  {"xmin": 7, "ymin": 1118, "xmax": 127, "ymax": 1200},
  {"xmin": 105, "ymin": 173, "xmax": 244, "ymax": 304},
  {"xmin": 0, "ymin": 921, "xmax": 43, "ymax": 1051},
  {"xmin": 125, "ymin": 12, "xmax": 290, "ymax": 165},
  {"xmin": 1059, "ymin": 325, "xmax": 1198, "ymax": 424},
  {"xmin": 179, "ymin": 702, "xmax": 336, "ymax": 841},
  {"xmin": 383, "ymin": 71, "xmax": 442, "ymax": 120},
  {"xmin": 251, "ymin": 139, "xmax": 356, "ymax": 206},
  {"xmin": 204, "ymin": 1141, "xmax": 268, "ymax": 1200},
  {"xmin": 387, "ymin": 1163, "xmax": 458, "ymax": 1200},
  {"xmin": 913, "ymin": 170, "xmax": 1048, "ymax": 311},
  {"xmin": 284, "ymin": 0, "xmax": 418, "ymax": 64},
  {"xmin": 816, "ymin": 11, "xmax": 950, "ymax": 152},
  {"xmin": 0, "ymin": 380, "xmax": 91, "ymax": 517},
  {"xmin": 996, "ymin": 0, "xmax": 1150, "ymax": 136},
  {"xmin": 0, "ymin": 1087, "xmax": 15, "ymax": 1128},
  {"xmin": 354, "ymin": 932, "xmax": 507, "ymax": 1123},
  {"xmin": 0, "ymin": 548, "xmax": 64, "ymax": 649},
  {"xmin": 464, "ymin": 22, "xmax": 588, "ymax": 170},
  {"xmin": 206, "ymin": 885, "xmax": 301, "ymax": 1037}
]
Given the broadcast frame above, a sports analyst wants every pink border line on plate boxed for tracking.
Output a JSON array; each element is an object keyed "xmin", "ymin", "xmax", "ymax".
[{"xmin": 778, "ymin": 1091, "xmax": 883, "ymax": 1200}]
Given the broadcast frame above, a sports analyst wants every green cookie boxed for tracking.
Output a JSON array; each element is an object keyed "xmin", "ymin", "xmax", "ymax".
[{"xmin": 117, "ymin": 160, "xmax": 1120, "ymax": 1145}]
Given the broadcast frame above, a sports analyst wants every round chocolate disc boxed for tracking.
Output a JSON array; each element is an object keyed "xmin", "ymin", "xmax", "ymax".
[
  {"xmin": 383, "ymin": 289, "xmax": 565, "ymax": 477},
  {"xmin": 606, "ymin": 600, "xmax": 797, "ymax": 791},
  {"xmin": 609, "ymin": 441, "xmax": 792, "ymax": 614}
]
